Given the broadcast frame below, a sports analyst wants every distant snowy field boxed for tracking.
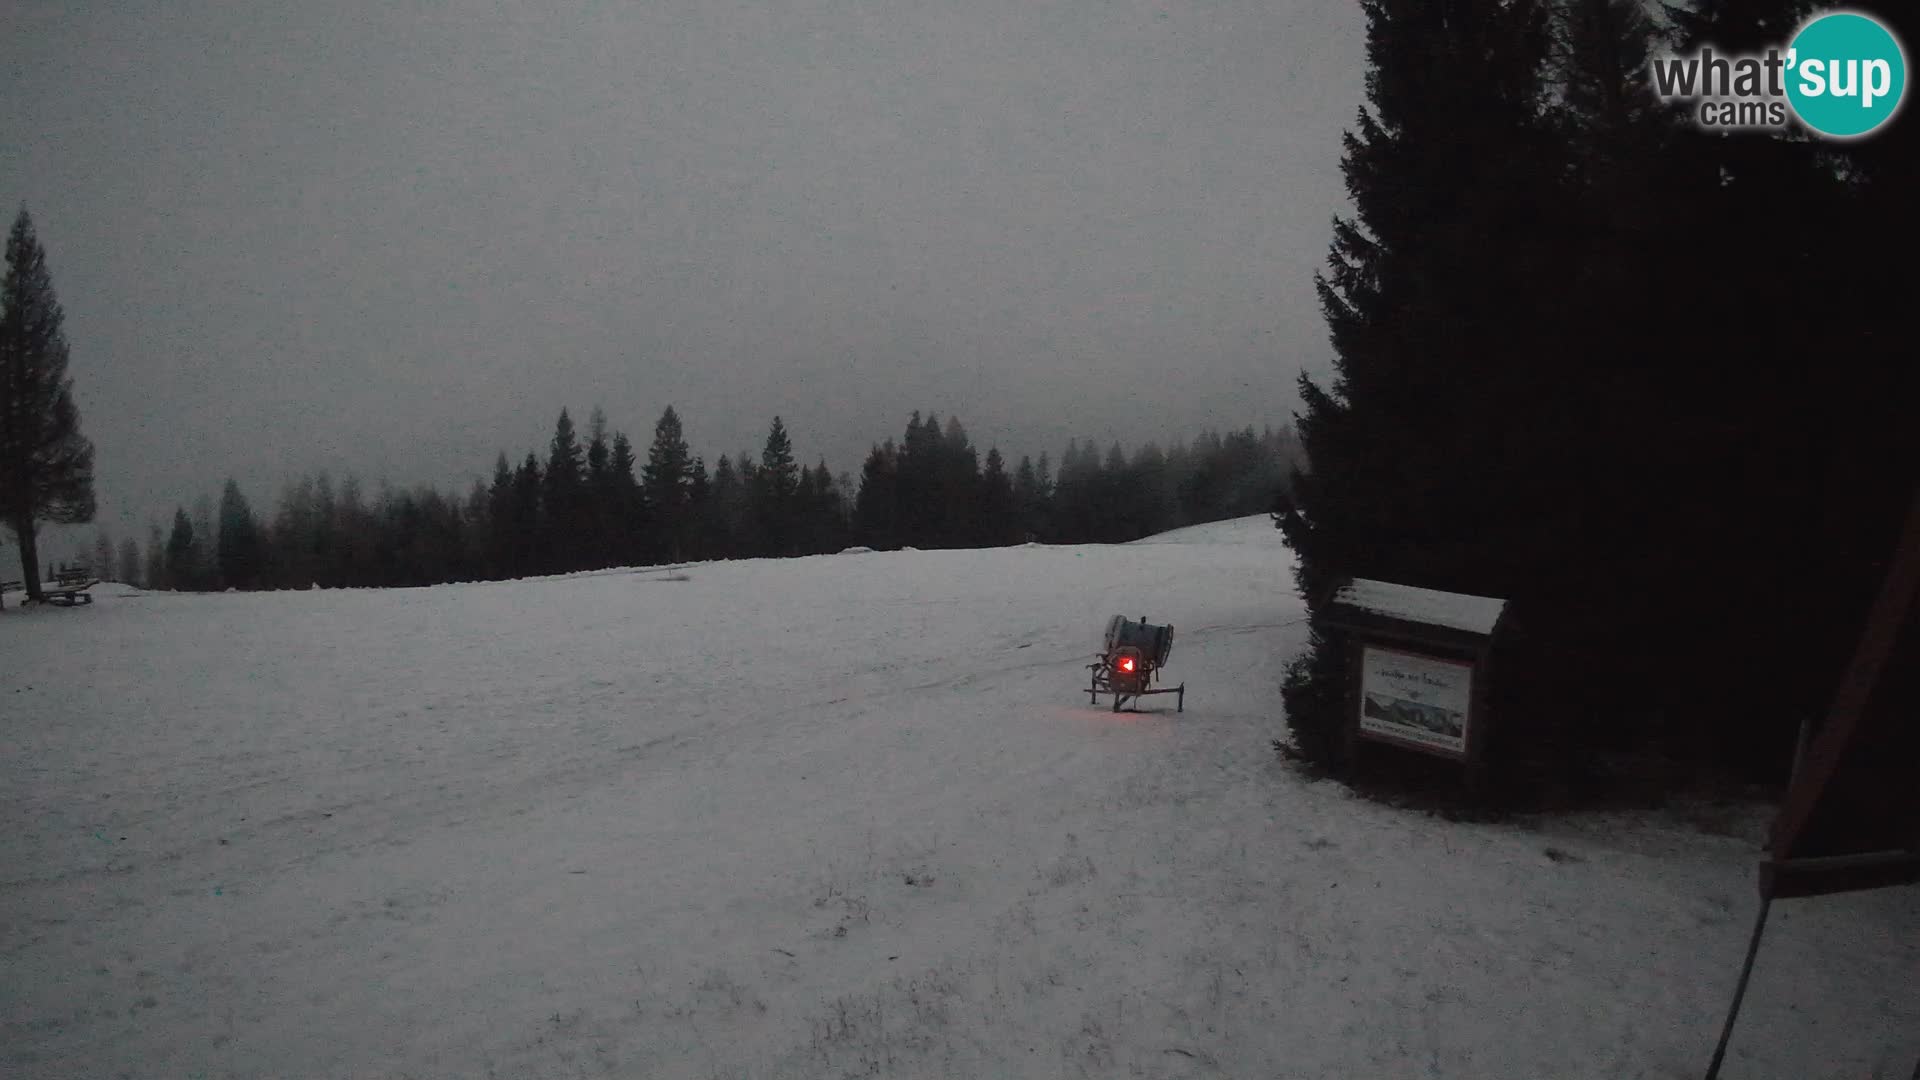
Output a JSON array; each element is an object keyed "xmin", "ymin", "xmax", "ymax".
[{"xmin": 3, "ymin": 516, "xmax": 1915, "ymax": 1079}]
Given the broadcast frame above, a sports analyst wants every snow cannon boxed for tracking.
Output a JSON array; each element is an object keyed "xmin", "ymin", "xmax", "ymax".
[{"xmin": 1087, "ymin": 615, "xmax": 1184, "ymax": 713}]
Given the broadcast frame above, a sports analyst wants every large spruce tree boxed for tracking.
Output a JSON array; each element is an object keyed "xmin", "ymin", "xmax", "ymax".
[
  {"xmin": 486, "ymin": 453, "xmax": 516, "ymax": 578},
  {"xmin": 704, "ymin": 454, "xmax": 743, "ymax": 558},
  {"xmin": 755, "ymin": 416, "xmax": 799, "ymax": 556},
  {"xmin": 1011, "ymin": 455, "xmax": 1042, "ymax": 542},
  {"xmin": 1279, "ymin": 0, "xmax": 1560, "ymax": 769},
  {"xmin": 608, "ymin": 429, "xmax": 643, "ymax": 564},
  {"xmin": 117, "ymin": 536, "xmax": 140, "ymax": 588},
  {"xmin": 0, "ymin": 208, "xmax": 95, "ymax": 599},
  {"xmin": 1642, "ymin": 0, "xmax": 1919, "ymax": 777},
  {"xmin": 216, "ymin": 479, "xmax": 264, "ymax": 590},
  {"xmin": 583, "ymin": 407, "xmax": 613, "ymax": 568},
  {"xmin": 855, "ymin": 442, "xmax": 899, "ymax": 550},
  {"xmin": 642, "ymin": 406, "xmax": 693, "ymax": 562},
  {"xmin": 1280, "ymin": 0, "xmax": 1917, "ymax": 793},
  {"xmin": 979, "ymin": 447, "xmax": 1016, "ymax": 547},
  {"xmin": 164, "ymin": 507, "xmax": 197, "ymax": 591},
  {"xmin": 511, "ymin": 453, "xmax": 543, "ymax": 576},
  {"xmin": 543, "ymin": 409, "xmax": 585, "ymax": 572},
  {"xmin": 145, "ymin": 521, "xmax": 166, "ymax": 590}
]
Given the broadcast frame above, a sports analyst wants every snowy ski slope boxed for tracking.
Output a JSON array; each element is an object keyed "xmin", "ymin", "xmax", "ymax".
[{"xmin": 3, "ymin": 515, "xmax": 1914, "ymax": 1078}]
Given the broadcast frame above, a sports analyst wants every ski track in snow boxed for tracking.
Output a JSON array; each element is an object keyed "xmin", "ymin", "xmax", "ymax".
[{"xmin": 2, "ymin": 515, "xmax": 1915, "ymax": 1079}]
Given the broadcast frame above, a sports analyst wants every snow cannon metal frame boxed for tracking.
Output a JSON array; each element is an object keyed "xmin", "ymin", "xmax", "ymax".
[{"xmin": 1087, "ymin": 615, "xmax": 1184, "ymax": 713}]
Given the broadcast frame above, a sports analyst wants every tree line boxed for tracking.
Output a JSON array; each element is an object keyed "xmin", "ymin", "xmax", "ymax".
[
  {"xmin": 3, "ymin": 196, "xmax": 1298, "ymax": 598},
  {"xmin": 1276, "ymin": 0, "xmax": 1916, "ymax": 798},
  {"xmin": 93, "ymin": 410, "xmax": 1300, "ymax": 591}
]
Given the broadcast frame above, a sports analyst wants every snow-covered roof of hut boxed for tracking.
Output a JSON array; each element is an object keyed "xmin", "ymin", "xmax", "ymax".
[{"xmin": 1330, "ymin": 578, "xmax": 1507, "ymax": 637}]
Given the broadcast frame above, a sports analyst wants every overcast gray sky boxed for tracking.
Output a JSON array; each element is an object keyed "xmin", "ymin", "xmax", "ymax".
[{"xmin": 2, "ymin": 0, "xmax": 1363, "ymax": 551}]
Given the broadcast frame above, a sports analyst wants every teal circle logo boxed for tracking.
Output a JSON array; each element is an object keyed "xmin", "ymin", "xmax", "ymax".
[{"xmin": 1785, "ymin": 12, "xmax": 1907, "ymax": 138}]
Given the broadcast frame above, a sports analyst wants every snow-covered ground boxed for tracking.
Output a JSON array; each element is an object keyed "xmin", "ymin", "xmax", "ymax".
[{"xmin": 2, "ymin": 515, "xmax": 1915, "ymax": 1079}]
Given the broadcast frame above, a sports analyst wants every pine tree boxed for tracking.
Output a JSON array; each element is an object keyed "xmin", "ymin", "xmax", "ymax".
[
  {"xmin": 313, "ymin": 473, "xmax": 340, "ymax": 587},
  {"xmin": 758, "ymin": 417, "xmax": 798, "ymax": 501},
  {"xmin": 1129, "ymin": 442, "xmax": 1176, "ymax": 539},
  {"xmin": 145, "ymin": 521, "xmax": 167, "ymax": 590},
  {"xmin": 897, "ymin": 412, "xmax": 940, "ymax": 547},
  {"xmin": 585, "ymin": 408, "xmax": 610, "ymax": 483},
  {"xmin": 190, "ymin": 495, "xmax": 217, "ymax": 590},
  {"xmin": 1033, "ymin": 452, "xmax": 1054, "ymax": 539},
  {"xmin": 1516, "ymin": 0, "xmax": 1705, "ymax": 744},
  {"xmin": 0, "ymin": 208, "xmax": 95, "ymax": 599},
  {"xmin": 1215, "ymin": 428, "xmax": 1268, "ymax": 520},
  {"xmin": 405, "ymin": 485, "xmax": 468, "ymax": 585},
  {"xmin": 790, "ymin": 461, "xmax": 823, "ymax": 555},
  {"xmin": 1049, "ymin": 439, "xmax": 1102, "ymax": 543},
  {"xmin": 980, "ymin": 447, "xmax": 1016, "ymax": 546},
  {"xmin": 512, "ymin": 453, "xmax": 542, "ymax": 577},
  {"xmin": 685, "ymin": 456, "xmax": 711, "ymax": 557},
  {"xmin": 855, "ymin": 442, "xmax": 899, "ymax": 550},
  {"xmin": 1634, "ymin": 0, "xmax": 1901, "ymax": 780},
  {"xmin": 92, "ymin": 528, "xmax": 113, "ymax": 580},
  {"xmin": 609, "ymin": 430, "xmax": 643, "ymax": 564},
  {"xmin": 609, "ymin": 432, "xmax": 638, "ymax": 489},
  {"xmin": 1011, "ymin": 455, "xmax": 1039, "ymax": 542},
  {"xmin": 756, "ymin": 416, "xmax": 800, "ymax": 556},
  {"xmin": 486, "ymin": 453, "xmax": 515, "ymax": 578},
  {"xmin": 269, "ymin": 476, "xmax": 314, "ymax": 587},
  {"xmin": 937, "ymin": 416, "xmax": 981, "ymax": 546},
  {"xmin": 164, "ymin": 507, "xmax": 196, "ymax": 591},
  {"xmin": 584, "ymin": 407, "xmax": 612, "ymax": 568},
  {"xmin": 1281, "ymin": 0, "xmax": 1558, "ymax": 770},
  {"xmin": 371, "ymin": 483, "xmax": 407, "ymax": 586},
  {"xmin": 793, "ymin": 459, "xmax": 846, "ymax": 554},
  {"xmin": 705, "ymin": 454, "xmax": 742, "ymax": 558},
  {"xmin": 341, "ymin": 476, "xmax": 380, "ymax": 586},
  {"xmin": 642, "ymin": 406, "xmax": 693, "ymax": 562},
  {"xmin": 543, "ymin": 409, "xmax": 585, "ymax": 572},
  {"xmin": 1661, "ymin": 0, "xmax": 1807, "ymax": 54},
  {"xmin": 217, "ymin": 479, "xmax": 264, "ymax": 589},
  {"xmin": 1098, "ymin": 442, "xmax": 1128, "ymax": 542},
  {"xmin": 117, "ymin": 536, "xmax": 140, "ymax": 587},
  {"xmin": 733, "ymin": 451, "xmax": 763, "ymax": 557},
  {"xmin": 817, "ymin": 461, "xmax": 848, "ymax": 551},
  {"xmin": 464, "ymin": 479, "xmax": 491, "ymax": 579}
]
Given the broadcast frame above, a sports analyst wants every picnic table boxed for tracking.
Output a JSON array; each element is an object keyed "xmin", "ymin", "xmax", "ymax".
[{"xmin": 0, "ymin": 566, "xmax": 99, "ymax": 606}]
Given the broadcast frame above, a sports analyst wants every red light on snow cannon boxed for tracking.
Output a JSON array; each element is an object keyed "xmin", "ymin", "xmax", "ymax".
[{"xmin": 1118, "ymin": 656, "xmax": 1135, "ymax": 673}]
